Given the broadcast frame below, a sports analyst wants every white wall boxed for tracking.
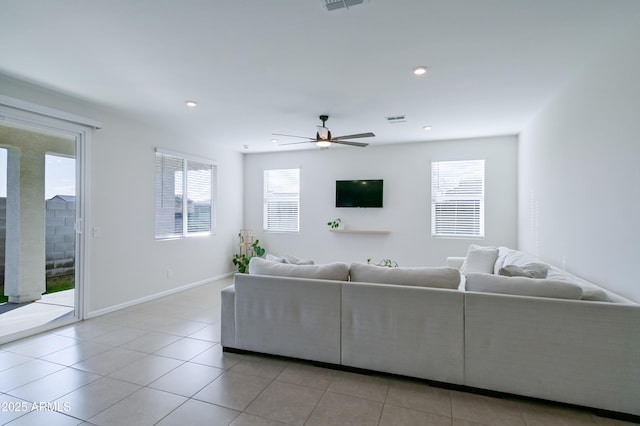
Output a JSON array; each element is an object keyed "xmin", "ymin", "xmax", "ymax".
[
  {"xmin": 0, "ymin": 76, "xmax": 244, "ymax": 314},
  {"xmin": 518, "ymin": 31, "xmax": 640, "ymax": 302},
  {"xmin": 243, "ymin": 136, "xmax": 517, "ymax": 267}
]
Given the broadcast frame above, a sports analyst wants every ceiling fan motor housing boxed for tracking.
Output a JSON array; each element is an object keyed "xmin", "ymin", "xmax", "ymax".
[{"xmin": 316, "ymin": 129, "xmax": 331, "ymax": 141}]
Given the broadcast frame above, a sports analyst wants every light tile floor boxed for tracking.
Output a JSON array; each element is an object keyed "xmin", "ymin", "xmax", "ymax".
[{"xmin": 0, "ymin": 277, "xmax": 637, "ymax": 426}]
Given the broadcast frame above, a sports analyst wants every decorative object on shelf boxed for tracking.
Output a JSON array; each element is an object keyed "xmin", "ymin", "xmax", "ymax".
[
  {"xmin": 367, "ymin": 258, "xmax": 399, "ymax": 268},
  {"xmin": 329, "ymin": 229, "xmax": 390, "ymax": 234},
  {"xmin": 326, "ymin": 218, "xmax": 343, "ymax": 230},
  {"xmin": 232, "ymin": 229, "xmax": 265, "ymax": 273}
]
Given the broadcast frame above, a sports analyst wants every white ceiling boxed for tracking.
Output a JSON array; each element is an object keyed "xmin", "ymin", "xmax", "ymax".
[{"xmin": 2, "ymin": 0, "xmax": 639, "ymax": 152}]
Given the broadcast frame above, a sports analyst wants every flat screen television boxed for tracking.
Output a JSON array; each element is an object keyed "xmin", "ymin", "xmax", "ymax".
[{"xmin": 336, "ymin": 179, "xmax": 383, "ymax": 208}]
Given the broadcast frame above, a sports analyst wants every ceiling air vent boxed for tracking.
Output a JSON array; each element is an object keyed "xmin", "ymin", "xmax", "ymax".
[
  {"xmin": 324, "ymin": 0, "xmax": 364, "ymax": 11},
  {"xmin": 386, "ymin": 115, "xmax": 406, "ymax": 124}
]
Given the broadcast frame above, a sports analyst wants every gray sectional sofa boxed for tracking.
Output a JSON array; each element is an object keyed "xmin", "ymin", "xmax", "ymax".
[{"xmin": 220, "ymin": 249, "xmax": 640, "ymax": 417}]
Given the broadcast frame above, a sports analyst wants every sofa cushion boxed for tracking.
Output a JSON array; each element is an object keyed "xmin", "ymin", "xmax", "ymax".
[
  {"xmin": 460, "ymin": 245, "xmax": 499, "ymax": 274},
  {"xmin": 465, "ymin": 273, "xmax": 583, "ymax": 299},
  {"xmin": 349, "ymin": 262, "xmax": 461, "ymax": 289},
  {"xmin": 248, "ymin": 257, "xmax": 349, "ymax": 281},
  {"xmin": 545, "ymin": 268, "xmax": 611, "ymax": 302},
  {"xmin": 499, "ymin": 263, "xmax": 549, "ymax": 278}
]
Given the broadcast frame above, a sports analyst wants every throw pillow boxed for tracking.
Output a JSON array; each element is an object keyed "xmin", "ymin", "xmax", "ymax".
[
  {"xmin": 265, "ymin": 253, "xmax": 285, "ymax": 263},
  {"xmin": 284, "ymin": 255, "xmax": 314, "ymax": 265},
  {"xmin": 460, "ymin": 244, "xmax": 499, "ymax": 275},
  {"xmin": 349, "ymin": 262, "xmax": 461, "ymax": 289},
  {"xmin": 499, "ymin": 262, "xmax": 549, "ymax": 278},
  {"xmin": 465, "ymin": 273, "xmax": 583, "ymax": 299}
]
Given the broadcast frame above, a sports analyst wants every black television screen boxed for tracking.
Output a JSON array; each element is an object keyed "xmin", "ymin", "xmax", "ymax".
[{"xmin": 336, "ymin": 179, "xmax": 383, "ymax": 208}]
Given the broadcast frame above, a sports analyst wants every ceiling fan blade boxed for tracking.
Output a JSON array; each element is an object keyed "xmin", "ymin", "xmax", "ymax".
[
  {"xmin": 272, "ymin": 133, "xmax": 315, "ymax": 141},
  {"xmin": 279, "ymin": 140, "xmax": 315, "ymax": 146},
  {"xmin": 332, "ymin": 140, "xmax": 369, "ymax": 147},
  {"xmin": 331, "ymin": 132, "xmax": 375, "ymax": 140}
]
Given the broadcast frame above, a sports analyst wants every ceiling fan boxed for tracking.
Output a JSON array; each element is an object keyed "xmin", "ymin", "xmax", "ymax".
[{"xmin": 273, "ymin": 115, "xmax": 374, "ymax": 148}]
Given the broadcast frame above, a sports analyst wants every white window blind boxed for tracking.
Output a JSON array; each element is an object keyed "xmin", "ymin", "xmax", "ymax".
[
  {"xmin": 431, "ymin": 159, "xmax": 484, "ymax": 238},
  {"xmin": 155, "ymin": 150, "xmax": 216, "ymax": 238},
  {"xmin": 263, "ymin": 168, "xmax": 300, "ymax": 232}
]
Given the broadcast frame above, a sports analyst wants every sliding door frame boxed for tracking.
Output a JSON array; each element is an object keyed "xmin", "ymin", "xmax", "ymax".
[{"xmin": 0, "ymin": 94, "xmax": 100, "ymax": 338}]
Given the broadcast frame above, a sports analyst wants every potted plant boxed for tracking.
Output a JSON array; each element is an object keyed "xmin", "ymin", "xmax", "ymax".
[
  {"xmin": 367, "ymin": 258, "xmax": 398, "ymax": 267},
  {"xmin": 251, "ymin": 239, "xmax": 265, "ymax": 257},
  {"xmin": 233, "ymin": 232, "xmax": 265, "ymax": 273},
  {"xmin": 327, "ymin": 218, "xmax": 343, "ymax": 230},
  {"xmin": 232, "ymin": 253, "xmax": 250, "ymax": 273}
]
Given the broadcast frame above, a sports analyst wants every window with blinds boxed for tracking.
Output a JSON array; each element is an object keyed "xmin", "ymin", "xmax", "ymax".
[
  {"xmin": 263, "ymin": 168, "xmax": 300, "ymax": 232},
  {"xmin": 431, "ymin": 159, "xmax": 484, "ymax": 238},
  {"xmin": 155, "ymin": 150, "xmax": 216, "ymax": 239}
]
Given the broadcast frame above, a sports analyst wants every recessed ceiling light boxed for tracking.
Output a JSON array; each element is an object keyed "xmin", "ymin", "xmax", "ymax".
[
  {"xmin": 271, "ymin": 138, "xmax": 279, "ymax": 144},
  {"xmin": 413, "ymin": 66, "xmax": 429, "ymax": 76},
  {"xmin": 185, "ymin": 100, "xmax": 198, "ymax": 108},
  {"xmin": 423, "ymin": 125, "xmax": 433, "ymax": 131}
]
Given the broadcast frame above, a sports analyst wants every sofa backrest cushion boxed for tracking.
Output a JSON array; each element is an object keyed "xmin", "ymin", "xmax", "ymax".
[
  {"xmin": 248, "ymin": 257, "xmax": 349, "ymax": 281},
  {"xmin": 350, "ymin": 262, "xmax": 461, "ymax": 289},
  {"xmin": 466, "ymin": 272, "xmax": 583, "ymax": 299},
  {"xmin": 460, "ymin": 244, "xmax": 499, "ymax": 274}
]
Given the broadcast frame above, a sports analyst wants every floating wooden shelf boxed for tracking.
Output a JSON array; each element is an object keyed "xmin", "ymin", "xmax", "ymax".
[{"xmin": 329, "ymin": 229, "xmax": 390, "ymax": 235}]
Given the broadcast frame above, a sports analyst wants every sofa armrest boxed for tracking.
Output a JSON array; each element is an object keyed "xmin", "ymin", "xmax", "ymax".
[
  {"xmin": 465, "ymin": 292, "xmax": 640, "ymax": 416},
  {"xmin": 220, "ymin": 284, "xmax": 236, "ymax": 348},
  {"xmin": 446, "ymin": 256, "xmax": 465, "ymax": 270}
]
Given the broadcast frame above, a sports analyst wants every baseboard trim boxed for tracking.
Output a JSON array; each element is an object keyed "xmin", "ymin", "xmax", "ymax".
[{"xmin": 85, "ymin": 272, "xmax": 234, "ymax": 319}]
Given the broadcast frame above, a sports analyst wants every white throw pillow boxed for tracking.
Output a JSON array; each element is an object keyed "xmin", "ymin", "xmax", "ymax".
[
  {"xmin": 349, "ymin": 262, "xmax": 461, "ymax": 289},
  {"xmin": 248, "ymin": 257, "xmax": 349, "ymax": 281},
  {"xmin": 265, "ymin": 253, "xmax": 285, "ymax": 263},
  {"xmin": 460, "ymin": 245, "xmax": 499, "ymax": 275},
  {"xmin": 284, "ymin": 255, "xmax": 314, "ymax": 265},
  {"xmin": 492, "ymin": 246, "xmax": 513, "ymax": 273},
  {"xmin": 465, "ymin": 273, "xmax": 583, "ymax": 299}
]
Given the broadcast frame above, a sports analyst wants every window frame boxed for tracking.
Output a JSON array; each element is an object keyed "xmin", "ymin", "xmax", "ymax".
[
  {"xmin": 431, "ymin": 159, "xmax": 485, "ymax": 239},
  {"xmin": 155, "ymin": 148, "xmax": 217, "ymax": 239},
  {"xmin": 263, "ymin": 168, "xmax": 300, "ymax": 233}
]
